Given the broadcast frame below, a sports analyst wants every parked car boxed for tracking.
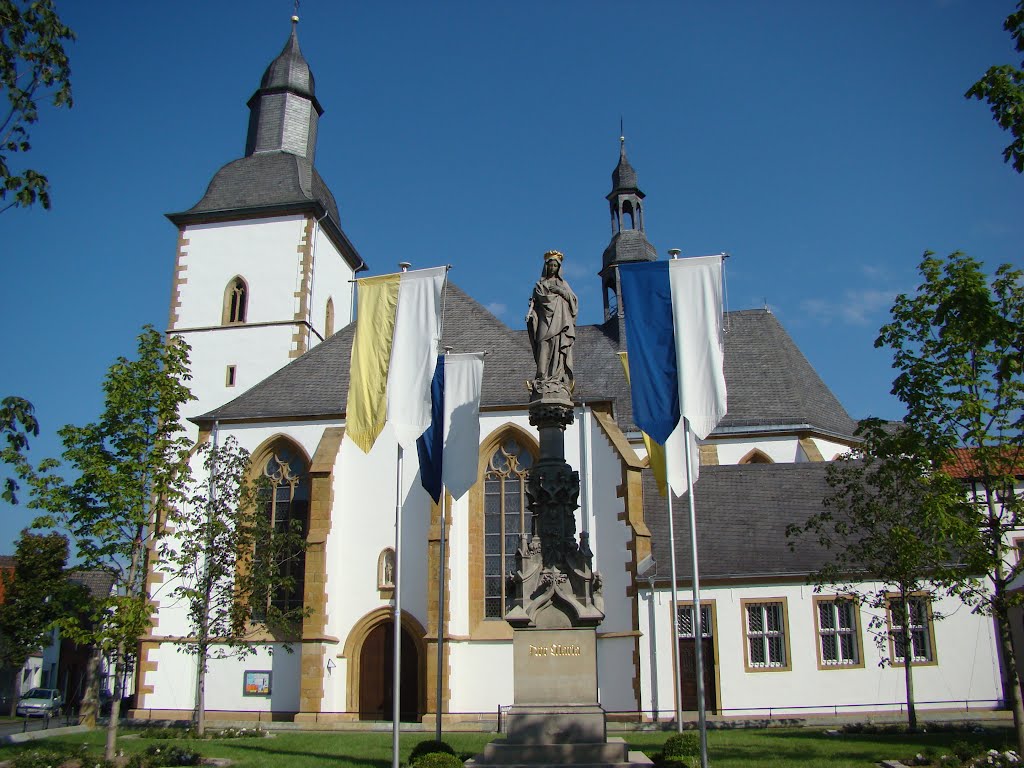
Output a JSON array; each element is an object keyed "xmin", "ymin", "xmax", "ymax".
[{"xmin": 16, "ymin": 688, "xmax": 63, "ymax": 718}]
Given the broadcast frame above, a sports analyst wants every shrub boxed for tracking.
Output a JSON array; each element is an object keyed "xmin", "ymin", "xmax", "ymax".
[
  {"xmin": 12, "ymin": 749, "xmax": 74, "ymax": 768},
  {"xmin": 952, "ymin": 741, "xmax": 983, "ymax": 762},
  {"xmin": 142, "ymin": 745, "xmax": 202, "ymax": 767},
  {"xmin": 411, "ymin": 753, "xmax": 463, "ymax": 768},
  {"xmin": 663, "ymin": 732, "xmax": 700, "ymax": 759},
  {"xmin": 938, "ymin": 756, "xmax": 962, "ymax": 768},
  {"xmin": 968, "ymin": 750, "xmax": 1022, "ymax": 768},
  {"xmin": 208, "ymin": 726, "xmax": 266, "ymax": 739},
  {"xmin": 409, "ymin": 740, "xmax": 456, "ymax": 764},
  {"xmin": 11, "ymin": 748, "xmax": 118, "ymax": 768}
]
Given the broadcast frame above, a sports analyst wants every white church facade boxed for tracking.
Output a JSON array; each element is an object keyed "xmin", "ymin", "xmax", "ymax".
[{"xmin": 133, "ymin": 22, "xmax": 1005, "ymax": 724}]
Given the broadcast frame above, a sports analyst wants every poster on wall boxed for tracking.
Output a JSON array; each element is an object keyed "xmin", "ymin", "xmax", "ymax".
[{"xmin": 243, "ymin": 670, "xmax": 272, "ymax": 697}]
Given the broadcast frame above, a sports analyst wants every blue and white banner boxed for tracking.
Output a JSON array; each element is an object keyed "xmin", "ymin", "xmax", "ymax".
[
  {"xmin": 619, "ymin": 255, "xmax": 727, "ymax": 493},
  {"xmin": 416, "ymin": 353, "xmax": 485, "ymax": 503}
]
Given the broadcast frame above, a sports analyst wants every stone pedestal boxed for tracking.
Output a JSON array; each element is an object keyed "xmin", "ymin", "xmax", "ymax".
[{"xmin": 466, "ymin": 393, "xmax": 651, "ymax": 768}]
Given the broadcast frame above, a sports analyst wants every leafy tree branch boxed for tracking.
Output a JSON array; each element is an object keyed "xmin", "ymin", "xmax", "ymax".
[{"xmin": 0, "ymin": 0, "xmax": 75, "ymax": 212}]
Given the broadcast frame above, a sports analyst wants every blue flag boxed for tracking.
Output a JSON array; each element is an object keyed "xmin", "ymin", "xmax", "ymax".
[
  {"xmin": 618, "ymin": 261, "xmax": 680, "ymax": 444},
  {"xmin": 417, "ymin": 355, "xmax": 446, "ymax": 503}
]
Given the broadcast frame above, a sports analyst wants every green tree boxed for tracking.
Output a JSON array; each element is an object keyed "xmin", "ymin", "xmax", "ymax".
[
  {"xmin": 0, "ymin": 0, "xmax": 75, "ymax": 212},
  {"xmin": 786, "ymin": 419, "xmax": 962, "ymax": 731},
  {"xmin": 877, "ymin": 251, "xmax": 1024, "ymax": 749},
  {"xmin": 966, "ymin": 1, "xmax": 1024, "ymax": 173},
  {"xmin": 0, "ymin": 530, "xmax": 77, "ymax": 715},
  {"xmin": 31, "ymin": 325, "xmax": 193, "ymax": 759},
  {"xmin": 1, "ymin": 396, "xmax": 38, "ymax": 504},
  {"xmin": 158, "ymin": 433, "xmax": 308, "ymax": 735}
]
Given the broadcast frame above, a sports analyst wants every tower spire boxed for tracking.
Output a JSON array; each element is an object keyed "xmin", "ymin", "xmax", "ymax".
[
  {"xmin": 244, "ymin": 17, "xmax": 322, "ymax": 161},
  {"xmin": 599, "ymin": 134, "xmax": 657, "ymax": 326}
]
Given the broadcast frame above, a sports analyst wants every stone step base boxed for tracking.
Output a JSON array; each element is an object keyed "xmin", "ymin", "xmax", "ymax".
[
  {"xmin": 465, "ymin": 751, "xmax": 653, "ymax": 768},
  {"xmin": 467, "ymin": 737, "xmax": 654, "ymax": 768}
]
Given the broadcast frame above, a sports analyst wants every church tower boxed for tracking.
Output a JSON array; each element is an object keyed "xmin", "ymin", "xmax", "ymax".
[
  {"xmin": 599, "ymin": 137, "xmax": 657, "ymax": 322},
  {"xmin": 165, "ymin": 18, "xmax": 365, "ymax": 431}
]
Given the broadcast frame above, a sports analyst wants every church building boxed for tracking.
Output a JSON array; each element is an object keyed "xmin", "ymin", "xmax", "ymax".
[{"xmin": 134, "ymin": 21, "xmax": 1004, "ymax": 724}]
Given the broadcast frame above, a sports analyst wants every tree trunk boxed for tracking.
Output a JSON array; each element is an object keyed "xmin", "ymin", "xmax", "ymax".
[
  {"xmin": 195, "ymin": 646, "xmax": 207, "ymax": 737},
  {"xmin": 79, "ymin": 647, "xmax": 102, "ymax": 728},
  {"xmin": 900, "ymin": 592, "xmax": 918, "ymax": 731},
  {"xmin": 994, "ymin": 596, "xmax": 1024, "ymax": 752},
  {"xmin": 105, "ymin": 642, "xmax": 126, "ymax": 761},
  {"xmin": 8, "ymin": 671, "xmax": 18, "ymax": 718}
]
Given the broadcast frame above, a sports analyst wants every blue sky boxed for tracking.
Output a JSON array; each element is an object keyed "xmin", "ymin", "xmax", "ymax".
[{"xmin": 1, "ymin": 1, "xmax": 1022, "ymax": 552}]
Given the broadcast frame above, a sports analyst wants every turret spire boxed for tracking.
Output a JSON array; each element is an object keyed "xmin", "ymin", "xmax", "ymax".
[
  {"xmin": 600, "ymin": 135, "xmax": 657, "ymax": 324},
  {"xmin": 244, "ymin": 18, "xmax": 323, "ymax": 162}
]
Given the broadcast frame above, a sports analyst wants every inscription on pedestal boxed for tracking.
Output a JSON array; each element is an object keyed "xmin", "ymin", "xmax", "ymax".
[{"xmin": 513, "ymin": 628, "xmax": 597, "ymax": 704}]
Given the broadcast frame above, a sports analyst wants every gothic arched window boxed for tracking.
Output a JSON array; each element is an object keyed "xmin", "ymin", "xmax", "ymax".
[
  {"xmin": 254, "ymin": 441, "xmax": 309, "ymax": 616},
  {"xmin": 483, "ymin": 438, "xmax": 533, "ymax": 620},
  {"xmin": 223, "ymin": 277, "xmax": 248, "ymax": 325},
  {"xmin": 739, "ymin": 448, "xmax": 773, "ymax": 465}
]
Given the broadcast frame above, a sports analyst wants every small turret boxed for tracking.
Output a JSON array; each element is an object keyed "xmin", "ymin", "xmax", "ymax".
[{"xmin": 600, "ymin": 137, "xmax": 657, "ymax": 322}]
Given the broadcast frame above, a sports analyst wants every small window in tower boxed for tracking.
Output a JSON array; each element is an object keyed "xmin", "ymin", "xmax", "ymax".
[
  {"xmin": 223, "ymin": 277, "xmax": 248, "ymax": 325},
  {"xmin": 226, "ymin": 365, "xmax": 237, "ymax": 387},
  {"xmin": 622, "ymin": 200, "xmax": 635, "ymax": 230},
  {"xmin": 606, "ymin": 287, "xmax": 618, "ymax": 319}
]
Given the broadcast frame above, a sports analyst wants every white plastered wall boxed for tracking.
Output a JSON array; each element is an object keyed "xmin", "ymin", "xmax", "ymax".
[
  {"xmin": 638, "ymin": 582, "xmax": 1002, "ymax": 718},
  {"xmin": 170, "ymin": 215, "xmax": 354, "ymax": 438},
  {"xmin": 308, "ymin": 224, "xmax": 353, "ymax": 341},
  {"xmin": 320, "ymin": 423, "xmax": 433, "ymax": 713},
  {"xmin": 809, "ymin": 436, "xmax": 855, "ymax": 461},
  {"xmin": 713, "ymin": 437, "xmax": 803, "ymax": 465}
]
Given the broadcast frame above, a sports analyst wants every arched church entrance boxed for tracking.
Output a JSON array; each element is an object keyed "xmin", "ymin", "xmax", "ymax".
[{"xmin": 350, "ymin": 611, "xmax": 424, "ymax": 722}]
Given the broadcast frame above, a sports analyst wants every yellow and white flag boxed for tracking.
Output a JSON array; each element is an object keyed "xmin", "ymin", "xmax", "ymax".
[{"xmin": 347, "ymin": 266, "xmax": 447, "ymax": 453}]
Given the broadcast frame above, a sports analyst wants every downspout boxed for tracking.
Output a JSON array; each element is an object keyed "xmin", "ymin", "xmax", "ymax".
[{"xmin": 306, "ymin": 210, "xmax": 330, "ymax": 349}]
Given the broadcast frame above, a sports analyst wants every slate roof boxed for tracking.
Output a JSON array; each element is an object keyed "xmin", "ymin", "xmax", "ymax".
[
  {"xmin": 170, "ymin": 151, "xmax": 338, "ymax": 224},
  {"xmin": 259, "ymin": 23, "xmax": 316, "ymax": 101},
  {"xmin": 611, "ymin": 142, "xmax": 639, "ymax": 192},
  {"xmin": 199, "ymin": 284, "xmax": 856, "ymax": 441},
  {"xmin": 718, "ymin": 309, "xmax": 856, "ymax": 437},
  {"xmin": 602, "ymin": 229, "xmax": 658, "ymax": 270},
  {"xmin": 68, "ymin": 570, "xmax": 116, "ymax": 599},
  {"xmin": 644, "ymin": 462, "xmax": 833, "ymax": 581}
]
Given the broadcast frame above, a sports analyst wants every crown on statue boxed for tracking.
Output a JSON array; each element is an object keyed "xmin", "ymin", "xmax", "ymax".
[{"xmin": 544, "ymin": 250, "xmax": 564, "ymax": 263}]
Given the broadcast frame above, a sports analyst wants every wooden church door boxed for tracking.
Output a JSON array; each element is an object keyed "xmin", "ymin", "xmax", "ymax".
[{"xmin": 358, "ymin": 620, "xmax": 420, "ymax": 721}]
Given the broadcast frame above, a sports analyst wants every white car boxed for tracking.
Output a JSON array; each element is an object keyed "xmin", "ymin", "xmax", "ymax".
[{"xmin": 16, "ymin": 688, "xmax": 63, "ymax": 718}]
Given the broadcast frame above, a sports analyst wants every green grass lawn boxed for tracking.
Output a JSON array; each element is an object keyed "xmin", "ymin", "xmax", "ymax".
[{"xmin": 0, "ymin": 726, "xmax": 1015, "ymax": 768}]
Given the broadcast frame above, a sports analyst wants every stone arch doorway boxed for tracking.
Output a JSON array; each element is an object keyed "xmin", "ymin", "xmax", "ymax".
[
  {"xmin": 344, "ymin": 608, "xmax": 426, "ymax": 722},
  {"xmin": 359, "ymin": 621, "xmax": 419, "ymax": 721}
]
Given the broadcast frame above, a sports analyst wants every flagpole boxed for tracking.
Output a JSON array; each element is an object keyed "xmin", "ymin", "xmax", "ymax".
[
  {"xmin": 393, "ymin": 443, "xmax": 404, "ymax": 768},
  {"xmin": 435, "ymin": 485, "xmax": 447, "ymax": 741},
  {"xmin": 683, "ymin": 420, "xmax": 708, "ymax": 768},
  {"xmin": 665, "ymin": 489, "xmax": 684, "ymax": 732},
  {"xmin": 435, "ymin": 348, "xmax": 451, "ymax": 742}
]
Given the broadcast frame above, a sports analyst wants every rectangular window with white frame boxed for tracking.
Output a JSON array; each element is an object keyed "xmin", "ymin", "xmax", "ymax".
[
  {"xmin": 742, "ymin": 599, "xmax": 790, "ymax": 671},
  {"xmin": 814, "ymin": 596, "xmax": 863, "ymax": 668},
  {"xmin": 888, "ymin": 594, "xmax": 936, "ymax": 665}
]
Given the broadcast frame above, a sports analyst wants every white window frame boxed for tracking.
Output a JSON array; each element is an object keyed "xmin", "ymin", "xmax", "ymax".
[
  {"xmin": 742, "ymin": 599, "xmax": 790, "ymax": 671},
  {"xmin": 815, "ymin": 597, "xmax": 862, "ymax": 668},
  {"xmin": 888, "ymin": 594, "xmax": 936, "ymax": 665}
]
